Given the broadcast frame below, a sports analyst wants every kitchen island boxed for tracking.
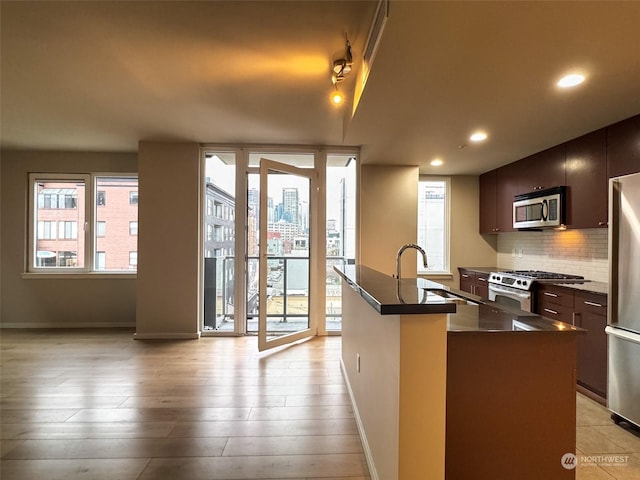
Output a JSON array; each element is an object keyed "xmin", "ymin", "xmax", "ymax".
[{"xmin": 336, "ymin": 265, "xmax": 582, "ymax": 480}]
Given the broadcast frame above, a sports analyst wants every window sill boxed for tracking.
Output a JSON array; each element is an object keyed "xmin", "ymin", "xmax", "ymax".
[{"xmin": 22, "ymin": 272, "xmax": 137, "ymax": 280}]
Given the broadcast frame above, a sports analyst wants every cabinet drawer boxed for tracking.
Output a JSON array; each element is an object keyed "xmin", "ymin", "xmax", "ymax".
[
  {"xmin": 575, "ymin": 292, "xmax": 607, "ymax": 316},
  {"xmin": 537, "ymin": 285, "xmax": 574, "ymax": 308},
  {"xmin": 538, "ymin": 301, "xmax": 574, "ymax": 323}
]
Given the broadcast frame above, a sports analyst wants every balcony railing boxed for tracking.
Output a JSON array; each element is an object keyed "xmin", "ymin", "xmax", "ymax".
[{"xmin": 203, "ymin": 255, "xmax": 352, "ymax": 332}]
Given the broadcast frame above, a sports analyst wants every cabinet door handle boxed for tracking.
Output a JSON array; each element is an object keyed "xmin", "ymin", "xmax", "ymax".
[
  {"xmin": 478, "ymin": 277, "xmax": 487, "ymax": 282},
  {"xmin": 462, "ymin": 274, "xmax": 470, "ymax": 278},
  {"xmin": 544, "ymin": 292, "xmax": 559, "ymax": 297},
  {"xmin": 584, "ymin": 301, "xmax": 603, "ymax": 308},
  {"xmin": 544, "ymin": 308, "xmax": 559, "ymax": 315}
]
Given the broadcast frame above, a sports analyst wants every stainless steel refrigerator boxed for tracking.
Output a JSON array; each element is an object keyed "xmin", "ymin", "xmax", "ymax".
[{"xmin": 607, "ymin": 171, "xmax": 640, "ymax": 428}]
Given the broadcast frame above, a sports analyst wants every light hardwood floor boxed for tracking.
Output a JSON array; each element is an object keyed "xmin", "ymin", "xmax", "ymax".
[
  {"xmin": 1, "ymin": 329, "xmax": 639, "ymax": 480},
  {"xmin": 1, "ymin": 329, "xmax": 368, "ymax": 480}
]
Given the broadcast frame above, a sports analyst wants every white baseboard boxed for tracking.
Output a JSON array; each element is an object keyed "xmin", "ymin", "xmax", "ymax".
[
  {"xmin": 133, "ymin": 332, "xmax": 201, "ymax": 340},
  {"xmin": 0, "ymin": 322, "xmax": 135, "ymax": 329},
  {"xmin": 340, "ymin": 357, "xmax": 379, "ymax": 480}
]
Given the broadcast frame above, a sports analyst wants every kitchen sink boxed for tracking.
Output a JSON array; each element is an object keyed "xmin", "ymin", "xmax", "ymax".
[{"xmin": 422, "ymin": 289, "xmax": 480, "ymax": 305}]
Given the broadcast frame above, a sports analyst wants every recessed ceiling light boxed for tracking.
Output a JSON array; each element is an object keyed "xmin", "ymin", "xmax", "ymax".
[
  {"xmin": 557, "ymin": 73, "xmax": 585, "ymax": 88},
  {"xmin": 430, "ymin": 158, "xmax": 443, "ymax": 167},
  {"xmin": 469, "ymin": 131, "xmax": 488, "ymax": 142}
]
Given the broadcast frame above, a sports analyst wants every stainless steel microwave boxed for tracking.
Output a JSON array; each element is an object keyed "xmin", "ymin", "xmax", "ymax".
[{"xmin": 513, "ymin": 186, "xmax": 566, "ymax": 229}]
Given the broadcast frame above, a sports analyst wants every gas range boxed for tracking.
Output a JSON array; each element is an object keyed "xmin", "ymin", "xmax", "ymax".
[{"xmin": 488, "ymin": 270, "xmax": 585, "ymax": 292}]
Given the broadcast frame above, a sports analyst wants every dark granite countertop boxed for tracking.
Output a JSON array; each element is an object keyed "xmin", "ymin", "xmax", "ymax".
[
  {"xmin": 457, "ymin": 267, "xmax": 501, "ymax": 274},
  {"xmin": 547, "ymin": 281, "xmax": 609, "ymax": 295},
  {"xmin": 336, "ymin": 265, "xmax": 583, "ymax": 334},
  {"xmin": 335, "ymin": 265, "xmax": 462, "ymax": 315}
]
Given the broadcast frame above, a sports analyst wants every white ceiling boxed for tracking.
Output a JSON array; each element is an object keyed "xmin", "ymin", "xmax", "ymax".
[{"xmin": 2, "ymin": 1, "xmax": 640, "ymax": 175}]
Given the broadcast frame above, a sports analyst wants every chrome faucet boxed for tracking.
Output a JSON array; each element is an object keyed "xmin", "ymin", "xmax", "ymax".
[{"xmin": 395, "ymin": 243, "xmax": 428, "ymax": 280}]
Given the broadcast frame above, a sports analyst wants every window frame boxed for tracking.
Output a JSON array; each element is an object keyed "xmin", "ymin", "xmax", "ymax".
[
  {"xmin": 417, "ymin": 176, "xmax": 451, "ymax": 276},
  {"xmin": 28, "ymin": 172, "xmax": 138, "ymax": 275}
]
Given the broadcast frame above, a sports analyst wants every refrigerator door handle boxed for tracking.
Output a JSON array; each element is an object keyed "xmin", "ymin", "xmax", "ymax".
[
  {"xmin": 605, "ymin": 325, "xmax": 640, "ymax": 345},
  {"xmin": 608, "ymin": 179, "xmax": 620, "ymax": 326}
]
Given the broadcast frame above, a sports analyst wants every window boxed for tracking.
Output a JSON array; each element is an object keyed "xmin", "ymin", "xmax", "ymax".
[
  {"xmin": 207, "ymin": 199, "xmax": 214, "ymax": 216},
  {"xmin": 37, "ymin": 221, "xmax": 57, "ymax": 239},
  {"xmin": 417, "ymin": 178, "xmax": 450, "ymax": 274},
  {"xmin": 59, "ymin": 251, "xmax": 77, "ymax": 267},
  {"xmin": 29, "ymin": 173, "xmax": 138, "ymax": 273},
  {"xmin": 129, "ymin": 191, "xmax": 138, "ymax": 205},
  {"xmin": 96, "ymin": 251, "xmax": 106, "ymax": 270},
  {"xmin": 59, "ymin": 221, "xmax": 78, "ymax": 239},
  {"xmin": 129, "ymin": 251, "xmax": 138, "ymax": 267}
]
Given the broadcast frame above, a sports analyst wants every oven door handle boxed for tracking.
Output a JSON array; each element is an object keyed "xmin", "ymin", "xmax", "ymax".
[{"xmin": 489, "ymin": 286, "xmax": 530, "ymax": 298}]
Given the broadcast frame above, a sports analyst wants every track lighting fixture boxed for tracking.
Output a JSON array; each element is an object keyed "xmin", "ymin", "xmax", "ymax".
[
  {"xmin": 329, "ymin": 35, "xmax": 352, "ymax": 105},
  {"xmin": 331, "ymin": 37, "xmax": 353, "ymax": 84}
]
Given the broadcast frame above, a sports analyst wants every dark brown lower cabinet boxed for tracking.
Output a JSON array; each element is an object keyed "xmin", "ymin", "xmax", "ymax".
[
  {"xmin": 458, "ymin": 268, "xmax": 489, "ymax": 298},
  {"xmin": 535, "ymin": 285, "xmax": 608, "ymax": 401},
  {"xmin": 574, "ymin": 291, "xmax": 608, "ymax": 398}
]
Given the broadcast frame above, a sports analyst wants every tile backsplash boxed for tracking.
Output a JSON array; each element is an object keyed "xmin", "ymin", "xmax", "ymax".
[{"xmin": 496, "ymin": 229, "xmax": 609, "ymax": 282}]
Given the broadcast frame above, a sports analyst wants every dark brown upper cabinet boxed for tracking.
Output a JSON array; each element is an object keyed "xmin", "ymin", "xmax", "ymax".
[
  {"xmin": 565, "ymin": 129, "xmax": 608, "ymax": 229},
  {"xmin": 479, "ymin": 171, "xmax": 498, "ymax": 234},
  {"xmin": 607, "ymin": 114, "xmax": 640, "ymax": 178},
  {"xmin": 479, "ymin": 163, "xmax": 519, "ymax": 234},
  {"xmin": 479, "ymin": 113, "xmax": 639, "ymax": 235},
  {"xmin": 495, "ymin": 162, "xmax": 519, "ymax": 233},
  {"xmin": 516, "ymin": 144, "xmax": 566, "ymax": 194}
]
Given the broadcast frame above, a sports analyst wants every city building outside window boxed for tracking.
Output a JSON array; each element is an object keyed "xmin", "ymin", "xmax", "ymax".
[
  {"xmin": 28, "ymin": 173, "xmax": 137, "ymax": 273},
  {"xmin": 417, "ymin": 177, "xmax": 450, "ymax": 274}
]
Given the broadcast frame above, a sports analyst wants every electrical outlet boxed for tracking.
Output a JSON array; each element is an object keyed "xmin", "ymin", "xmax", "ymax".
[{"xmin": 356, "ymin": 353, "xmax": 361, "ymax": 373}]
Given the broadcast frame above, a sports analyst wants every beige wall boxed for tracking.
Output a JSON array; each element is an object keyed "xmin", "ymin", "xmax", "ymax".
[
  {"xmin": 442, "ymin": 175, "xmax": 497, "ymax": 287},
  {"xmin": 0, "ymin": 150, "xmax": 138, "ymax": 326},
  {"xmin": 358, "ymin": 169, "xmax": 497, "ymax": 287},
  {"xmin": 135, "ymin": 142, "xmax": 201, "ymax": 339},
  {"xmin": 359, "ymin": 165, "xmax": 419, "ymax": 277}
]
